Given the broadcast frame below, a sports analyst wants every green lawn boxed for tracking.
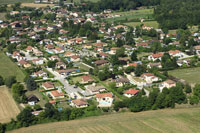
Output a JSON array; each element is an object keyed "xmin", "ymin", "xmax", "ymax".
[
  {"xmin": 26, "ymin": 89, "xmax": 47, "ymax": 107},
  {"xmin": 168, "ymin": 67, "xmax": 200, "ymax": 85},
  {"xmin": 124, "ymin": 21, "xmax": 159, "ymax": 28},
  {"xmin": 106, "ymin": 9, "xmax": 154, "ymax": 22},
  {"xmin": 11, "ymin": 107, "xmax": 200, "ymax": 133},
  {"xmin": 72, "ymin": 76, "xmax": 82, "ymax": 83},
  {"xmin": 0, "ymin": 13, "xmax": 6, "ymax": 21},
  {"xmin": 0, "ymin": 51, "xmax": 26, "ymax": 82},
  {"xmin": 0, "ymin": 0, "xmax": 33, "ymax": 4}
]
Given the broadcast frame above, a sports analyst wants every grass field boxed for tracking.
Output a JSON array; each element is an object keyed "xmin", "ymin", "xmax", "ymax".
[
  {"xmin": 0, "ymin": 13, "xmax": 6, "ymax": 21},
  {"xmin": 10, "ymin": 107, "xmax": 200, "ymax": 133},
  {"xmin": 0, "ymin": 51, "xmax": 26, "ymax": 82},
  {"xmin": 0, "ymin": 86, "xmax": 20, "ymax": 123},
  {"xmin": 0, "ymin": 0, "xmax": 33, "ymax": 4},
  {"xmin": 106, "ymin": 9, "xmax": 154, "ymax": 22},
  {"xmin": 72, "ymin": 76, "xmax": 82, "ymax": 83},
  {"xmin": 21, "ymin": 3, "xmax": 55, "ymax": 8},
  {"xmin": 168, "ymin": 67, "xmax": 200, "ymax": 85},
  {"xmin": 125, "ymin": 21, "xmax": 159, "ymax": 28}
]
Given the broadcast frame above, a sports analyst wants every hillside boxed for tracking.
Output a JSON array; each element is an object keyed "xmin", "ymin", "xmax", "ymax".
[{"xmin": 10, "ymin": 107, "xmax": 200, "ymax": 133}]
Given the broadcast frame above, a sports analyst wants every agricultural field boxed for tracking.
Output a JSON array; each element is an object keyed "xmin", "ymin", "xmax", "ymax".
[
  {"xmin": 0, "ymin": 51, "xmax": 26, "ymax": 82},
  {"xmin": 106, "ymin": 8, "xmax": 154, "ymax": 22},
  {"xmin": 168, "ymin": 67, "xmax": 200, "ymax": 85},
  {"xmin": 0, "ymin": 86, "xmax": 20, "ymax": 123},
  {"xmin": 124, "ymin": 21, "xmax": 159, "ymax": 29},
  {"xmin": 21, "ymin": 3, "xmax": 55, "ymax": 8},
  {"xmin": 0, "ymin": 0, "xmax": 33, "ymax": 4},
  {"xmin": 0, "ymin": 13, "xmax": 6, "ymax": 21},
  {"xmin": 10, "ymin": 107, "xmax": 200, "ymax": 133}
]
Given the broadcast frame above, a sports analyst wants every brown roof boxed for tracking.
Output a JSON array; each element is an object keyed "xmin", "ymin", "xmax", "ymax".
[
  {"xmin": 42, "ymin": 82, "xmax": 54, "ymax": 88},
  {"xmin": 94, "ymin": 60, "xmax": 108, "ymax": 65},
  {"xmin": 152, "ymin": 53, "xmax": 163, "ymax": 58},
  {"xmin": 50, "ymin": 90, "xmax": 64, "ymax": 97},
  {"xmin": 72, "ymin": 99, "xmax": 88, "ymax": 106},
  {"xmin": 124, "ymin": 89, "xmax": 139, "ymax": 95},
  {"xmin": 96, "ymin": 93, "xmax": 113, "ymax": 98},
  {"xmin": 81, "ymin": 75, "xmax": 94, "ymax": 82}
]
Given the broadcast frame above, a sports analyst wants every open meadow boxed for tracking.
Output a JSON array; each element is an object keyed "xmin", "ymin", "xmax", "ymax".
[
  {"xmin": 125, "ymin": 21, "xmax": 159, "ymax": 28},
  {"xmin": 106, "ymin": 9, "xmax": 154, "ymax": 22},
  {"xmin": 0, "ymin": 51, "xmax": 26, "ymax": 82},
  {"xmin": 0, "ymin": 0, "xmax": 33, "ymax": 4},
  {"xmin": 0, "ymin": 86, "xmax": 20, "ymax": 123},
  {"xmin": 168, "ymin": 67, "xmax": 200, "ymax": 85},
  {"xmin": 21, "ymin": 3, "xmax": 55, "ymax": 8},
  {"xmin": 10, "ymin": 107, "xmax": 200, "ymax": 133}
]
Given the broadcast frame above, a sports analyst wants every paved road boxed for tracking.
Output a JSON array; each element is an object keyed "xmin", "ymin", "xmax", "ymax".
[
  {"xmin": 46, "ymin": 68, "xmax": 89, "ymax": 98},
  {"xmin": 21, "ymin": 51, "xmax": 38, "ymax": 61}
]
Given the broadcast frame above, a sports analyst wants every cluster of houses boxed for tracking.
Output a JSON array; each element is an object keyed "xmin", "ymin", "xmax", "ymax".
[{"xmin": 2, "ymin": 4, "xmax": 200, "ymax": 110}]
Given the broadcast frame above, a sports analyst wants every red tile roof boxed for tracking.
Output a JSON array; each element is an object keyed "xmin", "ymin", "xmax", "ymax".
[
  {"xmin": 96, "ymin": 93, "xmax": 113, "ymax": 98},
  {"xmin": 72, "ymin": 99, "xmax": 88, "ymax": 106},
  {"xmin": 50, "ymin": 90, "xmax": 65, "ymax": 97},
  {"xmin": 124, "ymin": 89, "xmax": 139, "ymax": 95}
]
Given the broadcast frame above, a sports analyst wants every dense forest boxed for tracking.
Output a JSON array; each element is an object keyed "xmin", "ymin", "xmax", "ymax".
[
  {"xmin": 79, "ymin": 0, "xmax": 160, "ymax": 12},
  {"xmin": 154, "ymin": 0, "xmax": 200, "ymax": 29}
]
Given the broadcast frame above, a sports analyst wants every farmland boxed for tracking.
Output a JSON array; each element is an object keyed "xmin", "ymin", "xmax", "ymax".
[
  {"xmin": 21, "ymin": 3, "xmax": 55, "ymax": 8},
  {"xmin": 0, "ymin": 0, "xmax": 33, "ymax": 4},
  {"xmin": 106, "ymin": 8, "xmax": 154, "ymax": 22},
  {"xmin": 125, "ymin": 21, "xmax": 159, "ymax": 29},
  {"xmin": 0, "ymin": 86, "xmax": 20, "ymax": 123},
  {"xmin": 10, "ymin": 107, "xmax": 200, "ymax": 133},
  {"xmin": 168, "ymin": 67, "xmax": 200, "ymax": 85},
  {"xmin": 0, "ymin": 51, "xmax": 26, "ymax": 82}
]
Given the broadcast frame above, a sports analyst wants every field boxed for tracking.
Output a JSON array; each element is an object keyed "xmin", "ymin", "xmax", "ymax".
[
  {"xmin": 125, "ymin": 21, "xmax": 159, "ymax": 28},
  {"xmin": 0, "ymin": 86, "xmax": 20, "ymax": 123},
  {"xmin": 21, "ymin": 3, "xmax": 55, "ymax": 8},
  {"xmin": 0, "ymin": 0, "xmax": 33, "ymax": 4},
  {"xmin": 0, "ymin": 51, "xmax": 26, "ymax": 82},
  {"xmin": 106, "ymin": 9, "xmax": 154, "ymax": 22},
  {"xmin": 0, "ymin": 13, "xmax": 6, "ymax": 21},
  {"xmin": 10, "ymin": 107, "xmax": 200, "ymax": 133},
  {"xmin": 168, "ymin": 67, "xmax": 200, "ymax": 85}
]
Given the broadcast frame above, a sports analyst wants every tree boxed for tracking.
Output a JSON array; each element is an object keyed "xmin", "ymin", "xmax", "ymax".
[
  {"xmin": 12, "ymin": 83, "xmax": 25, "ymax": 103},
  {"xmin": 98, "ymin": 72, "xmax": 107, "ymax": 81},
  {"xmin": 34, "ymin": 104, "xmax": 42, "ymax": 111},
  {"xmin": 5, "ymin": 76, "xmax": 16, "ymax": 88},
  {"xmin": 0, "ymin": 123, "xmax": 4, "ymax": 133},
  {"xmin": 116, "ymin": 38, "xmax": 124, "ymax": 47},
  {"xmin": 47, "ymin": 60, "xmax": 57, "ymax": 68},
  {"xmin": 110, "ymin": 55, "xmax": 119, "ymax": 65},
  {"xmin": 26, "ymin": 77, "xmax": 37, "ymax": 91},
  {"xmin": 0, "ymin": 75, "xmax": 4, "ymax": 86},
  {"xmin": 17, "ymin": 107, "xmax": 36, "ymax": 127},
  {"xmin": 189, "ymin": 95, "xmax": 199, "ymax": 105},
  {"xmin": 193, "ymin": 84, "xmax": 200, "ymax": 98},
  {"xmin": 130, "ymin": 52, "xmax": 137, "ymax": 61},
  {"xmin": 125, "ymin": 66, "xmax": 135, "ymax": 74},
  {"xmin": 116, "ymin": 47, "xmax": 125, "ymax": 57},
  {"xmin": 169, "ymin": 86, "xmax": 186, "ymax": 104},
  {"xmin": 185, "ymin": 84, "xmax": 192, "ymax": 94},
  {"xmin": 135, "ymin": 64, "xmax": 145, "ymax": 76}
]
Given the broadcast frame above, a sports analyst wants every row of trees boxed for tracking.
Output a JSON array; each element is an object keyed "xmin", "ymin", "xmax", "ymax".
[{"xmin": 114, "ymin": 83, "xmax": 190, "ymax": 112}]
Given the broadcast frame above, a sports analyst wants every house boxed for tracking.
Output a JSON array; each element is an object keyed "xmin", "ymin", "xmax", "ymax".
[
  {"xmin": 50, "ymin": 55, "xmax": 60, "ymax": 61},
  {"xmin": 54, "ymin": 47, "xmax": 64, "ymax": 54},
  {"xmin": 109, "ymin": 47, "xmax": 120, "ymax": 55},
  {"xmin": 56, "ymin": 69, "xmax": 77, "ymax": 76},
  {"xmin": 86, "ymin": 84, "xmax": 106, "ymax": 94},
  {"xmin": 42, "ymin": 82, "xmax": 54, "ymax": 90},
  {"xmin": 26, "ymin": 46, "xmax": 34, "ymax": 53},
  {"xmin": 27, "ymin": 94, "xmax": 39, "ymax": 106},
  {"xmin": 177, "ymin": 59, "xmax": 190, "ymax": 67},
  {"xmin": 64, "ymin": 52, "xmax": 76, "ymax": 57},
  {"xmin": 81, "ymin": 75, "xmax": 94, "ymax": 84},
  {"xmin": 12, "ymin": 51, "xmax": 25, "ymax": 61},
  {"xmin": 32, "ymin": 58, "xmax": 44, "ymax": 65},
  {"xmin": 56, "ymin": 62, "xmax": 66, "ymax": 69},
  {"xmin": 124, "ymin": 89, "xmax": 139, "ymax": 98},
  {"xmin": 34, "ymin": 70, "xmax": 47, "ymax": 78},
  {"xmin": 160, "ymin": 80, "xmax": 176, "ymax": 90},
  {"xmin": 148, "ymin": 53, "xmax": 164, "ymax": 61},
  {"xmin": 48, "ymin": 90, "xmax": 65, "ymax": 99},
  {"xmin": 70, "ymin": 55, "xmax": 80, "ymax": 62},
  {"xmin": 136, "ymin": 42, "xmax": 149, "ymax": 48},
  {"xmin": 114, "ymin": 25, "xmax": 127, "ymax": 30},
  {"xmin": 140, "ymin": 73, "xmax": 159, "ymax": 84},
  {"xmin": 71, "ymin": 99, "xmax": 89, "ymax": 108},
  {"xmin": 147, "ymin": 62, "xmax": 162, "ymax": 69},
  {"xmin": 168, "ymin": 50, "xmax": 185, "ymax": 58},
  {"xmin": 115, "ymin": 77, "xmax": 130, "ymax": 87},
  {"xmin": 33, "ymin": 49, "xmax": 43, "ymax": 56},
  {"xmin": 194, "ymin": 45, "xmax": 200, "ymax": 55},
  {"xmin": 99, "ymin": 52, "xmax": 110, "ymax": 58},
  {"xmin": 96, "ymin": 93, "xmax": 113, "ymax": 107},
  {"xmin": 18, "ymin": 60, "xmax": 31, "ymax": 68},
  {"xmin": 94, "ymin": 59, "xmax": 109, "ymax": 66}
]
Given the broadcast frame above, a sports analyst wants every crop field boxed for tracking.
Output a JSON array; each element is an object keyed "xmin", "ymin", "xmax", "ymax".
[
  {"xmin": 0, "ymin": 86, "xmax": 20, "ymax": 123},
  {"xmin": 168, "ymin": 67, "xmax": 200, "ymax": 85},
  {"xmin": 0, "ymin": 51, "xmax": 26, "ymax": 82},
  {"xmin": 10, "ymin": 107, "xmax": 200, "ymax": 133},
  {"xmin": 0, "ymin": 0, "xmax": 33, "ymax": 4},
  {"xmin": 124, "ymin": 21, "xmax": 159, "ymax": 28},
  {"xmin": 21, "ymin": 3, "xmax": 55, "ymax": 8},
  {"xmin": 106, "ymin": 9, "xmax": 154, "ymax": 22}
]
